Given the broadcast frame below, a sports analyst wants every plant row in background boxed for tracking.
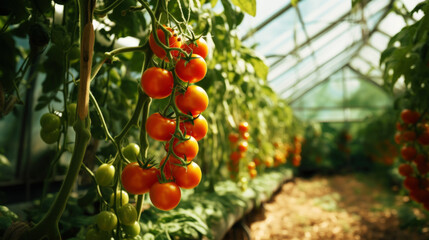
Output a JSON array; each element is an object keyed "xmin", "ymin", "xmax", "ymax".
[{"xmin": 0, "ymin": 0, "xmax": 303, "ymax": 239}]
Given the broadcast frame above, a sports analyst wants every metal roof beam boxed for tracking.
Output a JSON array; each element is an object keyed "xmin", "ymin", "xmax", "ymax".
[{"xmin": 241, "ymin": 3, "xmax": 293, "ymax": 41}]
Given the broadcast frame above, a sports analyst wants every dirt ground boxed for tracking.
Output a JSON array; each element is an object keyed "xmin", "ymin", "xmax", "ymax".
[{"xmin": 224, "ymin": 174, "xmax": 429, "ymax": 240}]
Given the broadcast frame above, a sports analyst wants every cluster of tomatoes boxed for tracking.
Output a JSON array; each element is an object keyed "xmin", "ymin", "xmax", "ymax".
[
  {"xmin": 127, "ymin": 26, "xmax": 208, "ymax": 211},
  {"xmin": 228, "ymin": 122, "xmax": 255, "ymax": 179},
  {"xmin": 289, "ymin": 136, "xmax": 304, "ymax": 167},
  {"xmin": 39, "ymin": 103, "xmax": 76, "ymax": 144},
  {"xmin": 90, "ymin": 143, "xmax": 142, "ymax": 238},
  {"xmin": 395, "ymin": 109, "xmax": 429, "ymax": 210}
]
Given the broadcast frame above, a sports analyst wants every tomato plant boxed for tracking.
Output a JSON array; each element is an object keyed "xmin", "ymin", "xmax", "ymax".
[
  {"xmin": 140, "ymin": 67, "xmax": 174, "ymax": 99},
  {"xmin": 149, "ymin": 182, "xmax": 181, "ymax": 211}
]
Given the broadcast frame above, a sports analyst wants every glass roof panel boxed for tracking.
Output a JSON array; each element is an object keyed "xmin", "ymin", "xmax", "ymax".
[
  {"xmin": 378, "ymin": 12, "xmax": 407, "ymax": 36},
  {"xmin": 368, "ymin": 32, "xmax": 390, "ymax": 52}
]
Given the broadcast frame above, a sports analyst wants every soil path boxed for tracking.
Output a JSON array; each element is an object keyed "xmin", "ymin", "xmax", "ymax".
[{"xmin": 239, "ymin": 174, "xmax": 429, "ymax": 240}]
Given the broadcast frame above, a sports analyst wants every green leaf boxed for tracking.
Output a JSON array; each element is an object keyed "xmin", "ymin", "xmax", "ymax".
[
  {"xmin": 250, "ymin": 57, "xmax": 269, "ymax": 81},
  {"xmin": 230, "ymin": 0, "xmax": 256, "ymax": 16}
]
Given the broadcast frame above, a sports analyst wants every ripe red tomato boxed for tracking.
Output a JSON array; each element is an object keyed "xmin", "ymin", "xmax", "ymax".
[
  {"xmin": 247, "ymin": 162, "xmax": 256, "ymax": 170},
  {"xmin": 146, "ymin": 113, "xmax": 176, "ymax": 141},
  {"xmin": 175, "ymin": 85, "xmax": 208, "ymax": 116},
  {"xmin": 401, "ymin": 109, "xmax": 420, "ymax": 124},
  {"xmin": 230, "ymin": 152, "xmax": 241, "ymax": 163},
  {"xmin": 401, "ymin": 145, "xmax": 417, "ymax": 161},
  {"xmin": 238, "ymin": 141, "xmax": 248, "ymax": 152},
  {"xmin": 175, "ymin": 54, "xmax": 207, "ymax": 83},
  {"xmin": 228, "ymin": 133, "xmax": 239, "ymax": 143},
  {"xmin": 238, "ymin": 122, "xmax": 249, "ymax": 133},
  {"xmin": 173, "ymin": 161, "xmax": 202, "ymax": 189},
  {"xmin": 149, "ymin": 27, "xmax": 181, "ymax": 60},
  {"xmin": 182, "ymin": 38, "xmax": 208, "ymax": 59},
  {"xmin": 418, "ymin": 131, "xmax": 429, "ymax": 145},
  {"xmin": 394, "ymin": 132, "xmax": 402, "ymax": 144},
  {"xmin": 149, "ymin": 182, "xmax": 181, "ymax": 211},
  {"xmin": 141, "ymin": 67, "xmax": 174, "ymax": 99},
  {"xmin": 398, "ymin": 163, "xmax": 413, "ymax": 177},
  {"xmin": 396, "ymin": 122, "xmax": 406, "ymax": 131},
  {"xmin": 159, "ymin": 155, "xmax": 182, "ymax": 180},
  {"xmin": 121, "ymin": 163, "xmax": 159, "ymax": 195},
  {"xmin": 241, "ymin": 132, "xmax": 250, "ymax": 140},
  {"xmin": 402, "ymin": 130, "xmax": 416, "ymax": 142},
  {"xmin": 403, "ymin": 176, "xmax": 419, "ymax": 191},
  {"xmin": 172, "ymin": 136, "xmax": 199, "ymax": 161},
  {"xmin": 180, "ymin": 115, "xmax": 208, "ymax": 141}
]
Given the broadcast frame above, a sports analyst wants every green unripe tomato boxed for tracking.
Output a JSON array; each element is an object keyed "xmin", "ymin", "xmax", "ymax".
[
  {"xmin": 85, "ymin": 228, "xmax": 111, "ymax": 240},
  {"xmin": 96, "ymin": 211, "xmax": 117, "ymax": 232},
  {"xmin": 40, "ymin": 128, "xmax": 60, "ymax": 144},
  {"xmin": 95, "ymin": 164, "xmax": 115, "ymax": 187},
  {"xmin": 110, "ymin": 190, "xmax": 129, "ymax": 207},
  {"xmin": 123, "ymin": 221, "xmax": 141, "ymax": 237},
  {"xmin": 68, "ymin": 47, "xmax": 80, "ymax": 64},
  {"xmin": 122, "ymin": 143, "xmax": 140, "ymax": 162},
  {"xmin": 118, "ymin": 203, "xmax": 137, "ymax": 226},
  {"xmin": 40, "ymin": 113, "xmax": 61, "ymax": 132},
  {"xmin": 67, "ymin": 103, "xmax": 77, "ymax": 126}
]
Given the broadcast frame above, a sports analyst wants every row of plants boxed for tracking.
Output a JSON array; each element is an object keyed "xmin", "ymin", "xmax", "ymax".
[{"xmin": 0, "ymin": 0, "xmax": 302, "ymax": 239}]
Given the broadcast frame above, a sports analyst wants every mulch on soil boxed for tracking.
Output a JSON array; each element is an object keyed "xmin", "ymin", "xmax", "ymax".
[{"xmin": 244, "ymin": 174, "xmax": 429, "ymax": 240}]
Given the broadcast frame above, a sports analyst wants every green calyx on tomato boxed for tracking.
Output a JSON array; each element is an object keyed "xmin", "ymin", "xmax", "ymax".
[
  {"xmin": 182, "ymin": 38, "xmax": 208, "ymax": 59},
  {"xmin": 149, "ymin": 27, "xmax": 182, "ymax": 60},
  {"xmin": 173, "ymin": 161, "xmax": 202, "ymax": 189},
  {"xmin": 175, "ymin": 54, "xmax": 207, "ymax": 83},
  {"xmin": 180, "ymin": 115, "xmax": 208, "ymax": 141},
  {"xmin": 121, "ymin": 162, "xmax": 159, "ymax": 195}
]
